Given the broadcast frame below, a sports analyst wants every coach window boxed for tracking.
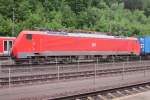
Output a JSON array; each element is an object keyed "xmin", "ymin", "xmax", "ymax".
[
  {"xmin": 26, "ymin": 34, "xmax": 32, "ymax": 40},
  {"xmin": 4, "ymin": 41, "xmax": 7, "ymax": 51},
  {"xmin": 9, "ymin": 41, "xmax": 12, "ymax": 50}
]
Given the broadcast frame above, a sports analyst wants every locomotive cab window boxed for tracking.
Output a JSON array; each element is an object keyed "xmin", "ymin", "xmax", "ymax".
[{"xmin": 26, "ymin": 34, "xmax": 32, "ymax": 40}]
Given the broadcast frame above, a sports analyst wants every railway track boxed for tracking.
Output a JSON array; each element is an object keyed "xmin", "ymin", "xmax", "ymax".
[
  {"xmin": 51, "ymin": 81, "xmax": 150, "ymax": 100},
  {"xmin": 0, "ymin": 64, "xmax": 150, "ymax": 88},
  {"xmin": 1, "ymin": 59, "xmax": 150, "ymax": 68},
  {"xmin": 0, "ymin": 56, "xmax": 11, "ymax": 60},
  {"xmin": 1, "ymin": 60, "xmax": 150, "ymax": 73}
]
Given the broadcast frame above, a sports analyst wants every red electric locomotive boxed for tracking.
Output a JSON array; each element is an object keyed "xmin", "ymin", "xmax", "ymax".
[
  {"xmin": 0, "ymin": 37, "xmax": 16, "ymax": 56},
  {"xmin": 11, "ymin": 30, "xmax": 140, "ymax": 63}
]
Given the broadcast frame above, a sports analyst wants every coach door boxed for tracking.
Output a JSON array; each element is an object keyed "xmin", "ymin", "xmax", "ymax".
[{"xmin": 3, "ymin": 40, "xmax": 13, "ymax": 55}]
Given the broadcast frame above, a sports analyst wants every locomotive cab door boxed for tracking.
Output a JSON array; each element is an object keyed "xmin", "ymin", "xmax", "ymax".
[{"xmin": 3, "ymin": 40, "xmax": 13, "ymax": 55}]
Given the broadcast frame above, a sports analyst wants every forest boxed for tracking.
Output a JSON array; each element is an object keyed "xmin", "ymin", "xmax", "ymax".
[{"xmin": 0, "ymin": 0, "xmax": 150, "ymax": 36}]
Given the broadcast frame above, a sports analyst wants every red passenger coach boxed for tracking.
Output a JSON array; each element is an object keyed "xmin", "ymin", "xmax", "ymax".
[
  {"xmin": 11, "ymin": 30, "xmax": 140, "ymax": 60},
  {"xmin": 0, "ymin": 37, "xmax": 16, "ymax": 56}
]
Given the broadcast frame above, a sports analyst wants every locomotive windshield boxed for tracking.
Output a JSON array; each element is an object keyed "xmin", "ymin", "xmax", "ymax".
[{"xmin": 26, "ymin": 34, "xmax": 32, "ymax": 40}]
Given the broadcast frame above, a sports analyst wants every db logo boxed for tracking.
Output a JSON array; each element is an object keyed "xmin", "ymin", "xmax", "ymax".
[{"xmin": 92, "ymin": 43, "xmax": 96, "ymax": 47}]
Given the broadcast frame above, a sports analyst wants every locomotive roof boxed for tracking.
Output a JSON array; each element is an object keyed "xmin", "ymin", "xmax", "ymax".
[{"xmin": 23, "ymin": 30, "xmax": 138, "ymax": 40}]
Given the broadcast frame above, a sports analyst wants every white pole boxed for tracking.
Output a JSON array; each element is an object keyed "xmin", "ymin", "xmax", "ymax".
[
  {"xmin": 127, "ymin": 56, "xmax": 129, "ymax": 64},
  {"xmin": 77, "ymin": 59, "xmax": 79, "ymax": 72},
  {"xmin": 122, "ymin": 62, "xmax": 125, "ymax": 80},
  {"xmin": 94, "ymin": 59, "xmax": 96, "ymax": 85},
  {"xmin": 55, "ymin": 57, "xmax": 58, "ymax": 70},
  {"xmin": 0, "ymin": 62, "xmax": 1, "ymax": 73},
  {"xmin": 70, "ymin": 56, "xmax": 72, "ymax": 63},
  {"xmin": 144, "ymin": 66, "xmax": 146, "ymax": 77},
  {"xmin": 58, "ymin": 65, "xmax": 60, "ymax": 80},
  {"xmin": 97, "ymin": 57, "xmax": 99, "ymax": 66},
  {"xmin": 141, "ymin": 56, "xmax": 146, "ymax": 77},
  {"xmin": 140, "ymin": 56, "xmax": 142, "ymax": 63},
  {"xmin": 9, "ymin": 67, "xmax": 11, "ymax": 88},
  {"xmin": 30, "ymin": 57, "xmax": 32, "ymax": 72},
  {"xmin": 112, "ymin": 56, "xmax": 114, "ymax": 64},
  {"xmin": 112, "ymin": 56, "xmax": 115, "ymax": 67},
  {"xmin": 55, "ymin": 57, "xmax": 59, "ymax": 80}
]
